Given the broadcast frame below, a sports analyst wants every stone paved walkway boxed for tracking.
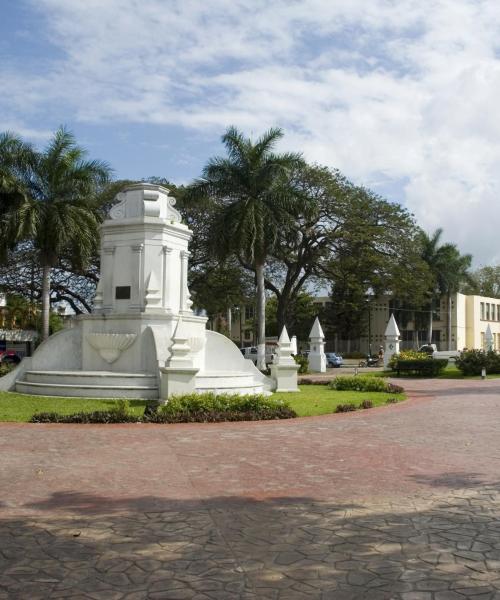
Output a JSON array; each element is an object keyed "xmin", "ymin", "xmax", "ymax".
[{"xmin": 1, "ymin": 379, "xmax": 500, "ymax": 598}]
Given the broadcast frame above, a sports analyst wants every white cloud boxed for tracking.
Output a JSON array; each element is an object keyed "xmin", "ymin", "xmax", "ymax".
[{"xmin": 3, "ymin": 0, "xmax": 500, "ymax": 263}]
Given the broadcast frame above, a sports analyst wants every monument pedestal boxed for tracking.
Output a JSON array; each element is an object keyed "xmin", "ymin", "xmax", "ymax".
[{"xmin": 160, "ymin": 366, "xmax": 199, "ymax": 400}]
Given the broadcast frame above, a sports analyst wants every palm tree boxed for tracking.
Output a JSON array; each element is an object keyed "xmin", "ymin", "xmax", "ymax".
[
  {"xmin": 0, "ymin": 128, "xmax": 111, "ymax": 340},
  {"xmin": 187, "ymin": 126, "xmax": 304, "ymax": 369},
  {"xmin": 419, "ymin": 229, "xmax": 472, "ymax": 349}
]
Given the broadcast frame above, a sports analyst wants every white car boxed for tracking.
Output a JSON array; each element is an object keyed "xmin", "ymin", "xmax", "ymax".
[
  {"xmin": 240, "ymin": 346, "xmax": 276, "ymax": 365},
  {"xmin": 418, "ymin": 344, "xmax": 460, "ymax": 361}
]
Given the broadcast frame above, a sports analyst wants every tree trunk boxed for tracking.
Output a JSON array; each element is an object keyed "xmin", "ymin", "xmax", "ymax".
[
  {"xmin": 41, "ymin": 265, "xmax": 51, "ymax": 341},
  {"xmin": 255, "ymin": 261, "xmax": 266, "ymax": 370},
  {"xmin": 447, "ymin": 293, "xmax": 452, "ymax": 350},
  {"xmin": 428, "ymin": 299, "xmax": 433, "ymax": 345},
  {"xmin": 226, "ymin": 306, "xmax": 232, "ymax": 340},
  {"xmin": 276, "ymin": 293, "xmax": 290, "ymax": 336}
]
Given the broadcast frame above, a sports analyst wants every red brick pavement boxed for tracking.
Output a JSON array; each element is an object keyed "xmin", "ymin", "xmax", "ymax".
[
  {"xmin": 1, "ymin": 378, "xmax": 499, "ymax": 516},
  {"xmin": 2, "ymin": 379, "xmax": 500, "ymax": 599}
]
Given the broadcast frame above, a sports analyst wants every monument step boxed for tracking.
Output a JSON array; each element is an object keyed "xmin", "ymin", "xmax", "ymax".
[
  {"xmin": 195, "ymin": 371, "xmax": 265, "ymax": 395},
  {"xmin": 24, "ymin": 370, "xmax": 157, "ymax": 387},
  {"xmin": 16, "ymin": 370, "xmax": 159, "ymax": 399},
  {"xmin": 195, "ymin": 371, "xmax": 257, "ymax": 389}
]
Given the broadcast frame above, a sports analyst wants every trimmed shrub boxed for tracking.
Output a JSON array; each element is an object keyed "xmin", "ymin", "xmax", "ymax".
[
  {"xmin": 388, "ymin": 350, "xmax": 448, "ymax": 377},
  {"xmin": 31, "ymin": 393, "xmax": 297, "ymax": 424},
  {"xmin": 299, "ymin": 378, "xmax": 331, "ymax": 385},
  {"xmin": 359, "ymin": 399, "xmax": 374, "ymax": 409},
  {"xmin": 328, "ymin": 375, "xmax": 395, "ymax": 393},
  {"xmin": 294, "ymin": 354, "xmax": 309, "ymax": 374},
  {"xmin": 456, "ymin": 349, "xmax": 500, "ymax": 376},
  {"xmin": 341, "ymin": 351, "xmax": 365, "ymax": 359},
  {"xmin": 388, "ymin": 350, "xmax": 429, "ymax": 371},
  {"xmin": 335, "ymin": 403, "xmax": 357, "ymax": 413},
  {"xmin": 31, "ymin": 410, "xmax": 140, "ymax": 423},
  {"xmin": 156, "ymin": 392, "xmax": 296, "ymax": 423},
  {"xmin": 386, "ymin": 382, "xmax": 404, "ymax": 394},
  {"xmin": 393, "ymin": 358, "xmax": 448, "ymax": 377}
]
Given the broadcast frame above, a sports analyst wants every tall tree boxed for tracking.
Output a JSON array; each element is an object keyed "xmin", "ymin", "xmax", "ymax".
[
  {"xmin": 187, "ymin": 126, "xmax": 304, "ymax": 369},
  {"xmin": 462, "ymin": 265, "xmax": 500, "ymax": 299},
  {"xmin": 0, "ymin": 128, "xmax": 111, "ymax": 340},
  {"xmin": 418, "ymin": 229, "xmax": 472, "ymax": 347}
]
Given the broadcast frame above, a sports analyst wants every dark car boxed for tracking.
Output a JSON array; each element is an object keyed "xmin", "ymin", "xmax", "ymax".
[
  {"xmin": 325, "ymin": 352, "xmax": 343, "ymax": 368},
  {"xmin": 0, "ymin": 352, "xmax": 21, "ymax": 365}
]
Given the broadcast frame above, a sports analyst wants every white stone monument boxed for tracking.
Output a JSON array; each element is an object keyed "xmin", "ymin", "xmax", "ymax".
[
  {"xmin": 290, "ymin": 335, "xmax": 298, "ymax": 356},
  {"xmin": 383, "ymin": 313, "xmax": 400, "ymax": 368},
  {"xmin": 270, "ymin": 326, "xmax": 299, "ymax": 392},
  {"xmin": 1, "ymin": 184, "xmax": 275, "ymax": 399},
  {"xmin": 309, "ymin": 317, "xmax": 326, "ymax": 373}
]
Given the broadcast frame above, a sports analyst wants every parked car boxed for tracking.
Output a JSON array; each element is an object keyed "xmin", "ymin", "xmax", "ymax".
[
  {"xmin": 0, "ymin": 351, "xmax": 21, "ymax": 365},
  {"xmin": 417, "ymin": 344, "xmax": 460, "ymax": 362},
  {"xmin": 240, "ymin": 346, "xmax": 276, "ymax": 366},
  {"xmin": 325, "ymin": 352, "xmax": 343, "ymax": 368}
]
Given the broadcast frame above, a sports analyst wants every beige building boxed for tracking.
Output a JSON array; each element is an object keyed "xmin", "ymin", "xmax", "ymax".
[
  {"xmin": 314, "ymin": 293, "xmax": 500, "ymax": 353},
  {"xmin": 218, "ymin": 292, "xmax": 500, "ymax": 353}
]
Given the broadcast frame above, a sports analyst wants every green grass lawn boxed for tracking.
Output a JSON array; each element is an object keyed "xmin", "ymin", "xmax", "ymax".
[
  {"xmin": 273, "ymin": 385, "xmax": 405, "ymax": 417},
  {"xmin": 0, "ymin": 385, "xmax": 405, "ymax": 422},
  {"xmin": 374, "ymin": 364, "xmax": 500, "ymax": 380},
  {"xmin": 436, "ymin": 365, "xmax": 500, "ymax": 379},
  {"xmin": 0, "ymin": 393, "xmax": 148, "ymax": 422}
]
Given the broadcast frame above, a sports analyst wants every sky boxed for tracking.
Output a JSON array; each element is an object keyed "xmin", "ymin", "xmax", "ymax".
[{"xmin": 2, "ymin": 0, "xmax": 500, "ymax": 266}]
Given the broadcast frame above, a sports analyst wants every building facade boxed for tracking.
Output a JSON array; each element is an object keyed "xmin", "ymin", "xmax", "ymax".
[{"xmin": 315, "ymin": 293, "xmax": 500, "ymax": 353}]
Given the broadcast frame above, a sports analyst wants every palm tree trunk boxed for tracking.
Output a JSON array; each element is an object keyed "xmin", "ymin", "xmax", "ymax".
[
  {"xmin": 447, "ymin": 292, "xmax": 452, "ymax": 350},
  {"xmin": 428, "ymin": 298, "xmax": 433, "ymax": 345},
  {"xmin": 41, "ymin": 265, "xmax": 51, "ymax": 341},
  {"xmin": 255, "ymin": 261, "xmax": 266, "ymax": 370}
]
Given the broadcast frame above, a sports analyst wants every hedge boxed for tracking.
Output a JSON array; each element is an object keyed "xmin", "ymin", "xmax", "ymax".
[
  {"xmin": 30, "ymin": 393, "xmax": 297, "ymax": 424},
  {"xmin": 456, "ymin": 349, "xmax": 500, "ymax": 376},
  {"xmin": 393, "ymin": 358, "xmax": 448, "ymax": 377},
  {"xmin": 328, "ymin": 375, "xmax": 403, "ymax": 394}
]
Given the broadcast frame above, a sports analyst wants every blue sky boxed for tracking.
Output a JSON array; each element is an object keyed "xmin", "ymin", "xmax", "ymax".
[{"xmin": 2, "ymin": 0, "xmax": 500, "ymax": 265}]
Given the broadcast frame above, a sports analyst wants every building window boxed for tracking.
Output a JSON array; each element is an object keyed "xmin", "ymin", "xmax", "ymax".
[
  {"xmin": 245, "ymin": 306, "xmax": 254, "ymax": 320},
  {"xmin": 486, "ymin": 303, "xmax": 490, "ymax": 320},
  {"xmin": 480, "ymin": 302, "xmax": 485, "ymax": 320}
]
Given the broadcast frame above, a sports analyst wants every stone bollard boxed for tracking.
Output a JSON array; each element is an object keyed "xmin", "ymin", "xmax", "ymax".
[
  {"xmin": 383, "ymin": 314, "xmax": 400, "ymax": 369},
  {"xmin": 270, "ymin": 326, "xmax": 299, "ymax": 392},
  {"xmin": 309, "ymin": 317, "xmax": 326, "ymax": 373}
]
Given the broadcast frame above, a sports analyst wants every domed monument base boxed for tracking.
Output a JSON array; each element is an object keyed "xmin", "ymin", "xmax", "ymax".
[{"xmin": 1, "ymin": 184, "xmax": 274, "ymax": 399}]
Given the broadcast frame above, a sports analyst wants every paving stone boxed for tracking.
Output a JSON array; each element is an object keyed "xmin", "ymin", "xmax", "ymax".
[{"xmin": 1, "ymin": 379, "xmax": 500, "ymax": 597}]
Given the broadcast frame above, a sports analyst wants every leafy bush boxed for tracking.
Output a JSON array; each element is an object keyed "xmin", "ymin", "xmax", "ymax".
[
  {"xmin": 388, "ymin": 350, "xmax": 447, "ymax": 377},
  {"xmin": 388, "ymin": 350, "xmax": 429, "ymax": 371},
  {"xmin": 456, "ymin": 349, "xmax": 500, "ymax": 376},
  {"xmin": 393, "ymin": 358, "xmax": 448, "ymax": 377},
  {"xmin": 341, "ymin": 352, "xmax": 365, "ymax": 359},
  {"xmin": 328, "ymin": 375, "xmax": 394, "ymax": 393},
  {"xmin": 335, "ymin": 403, "xmax": 357, "ymax": 413},
  {"xmin": 299, "ymin": 378, "xmax": 330, "ymax": 385},
  {"xmin": 385, "ymin": 397, "xmax": 398, "ymax": 404},
  {"xmin": 0, "ymin": 363, "xmax": 15, "ymax": 377},
  {"xmin": 30, "ymin": 393, "xmax": 297, "ymax": 424},
  {"xmin": 294, "ymin": 354, "xmax": 309, "ymax": 374},
  {"xmin": 386, "ymin": 382, "xmax": 404, "ymax": 394},
  {"xmin": 31, "ymin": 410, "xmax": 140, "ymax": 423},
  {"xmin": 359, "ymin": 399, "xmax": 373, "ymax": 409},
  {"xmin": 157, "ymin": 392, "xmax": 296, "ymax": 422}
]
